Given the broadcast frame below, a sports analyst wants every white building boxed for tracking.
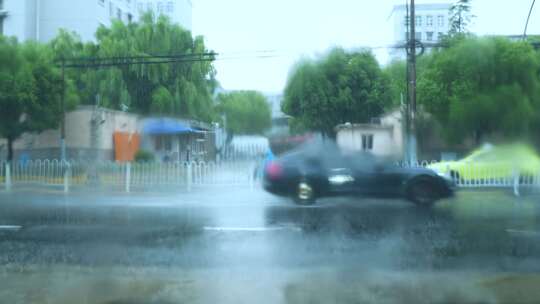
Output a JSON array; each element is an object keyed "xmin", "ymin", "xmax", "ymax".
[
  {"xmin": 264, "ymin": 93, "xmax": 285, "ymax": 119},
  {"xmin": 389, "ymin": 3, "xmax": 452, "ymax": 60},
  {"xmin": 0, "ymin": 0, "xmax": 192, "ymax": 43},
  {"xmin": 1, "ymin": 0, "xmax": 138, "ymax": 42},
  {"xmin": 136, "ymin": 0, "xmax": 192, "ymax": 31},
  {"xmin": 335, "ymin": 110, "xmax": 404, "ymax": 159}
]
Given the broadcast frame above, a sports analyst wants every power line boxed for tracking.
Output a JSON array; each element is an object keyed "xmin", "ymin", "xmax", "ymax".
[
  {"xmin": 523, "ymin": 0, "xmax": 537, "ymax": 40},
  {"xmin": 57, "ymin": 52, "xmax": 217, "ymax": 69}
]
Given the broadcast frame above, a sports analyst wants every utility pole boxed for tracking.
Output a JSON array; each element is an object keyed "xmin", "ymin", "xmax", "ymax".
[
  {"xmin": 407, "ymin": 0, "xmax": 418, "ymax": 163},
  {"xmin": 60, "ymin": 59, "xmax": 66, "ymax": 161}
]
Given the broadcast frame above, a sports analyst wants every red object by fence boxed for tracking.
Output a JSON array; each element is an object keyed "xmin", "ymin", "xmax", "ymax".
[{"xmin": 114, "ymin": 132, "xmax": 140, "ymax": 162}]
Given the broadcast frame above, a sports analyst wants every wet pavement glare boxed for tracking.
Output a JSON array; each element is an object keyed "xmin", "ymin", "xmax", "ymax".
[{"xmin": 1, "ymin": 187, "xmax": 540, "ymax": 303}]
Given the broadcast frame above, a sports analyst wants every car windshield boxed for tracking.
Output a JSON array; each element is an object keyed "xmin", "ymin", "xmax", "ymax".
[{"xmin": 2, "ymin": 1, "xmax": 540, "ymax": 303}]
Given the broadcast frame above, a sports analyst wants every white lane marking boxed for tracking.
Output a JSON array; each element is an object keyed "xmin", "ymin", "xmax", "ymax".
[
  {"xmin": 0, "ymin": 225, "xmax": 22, "ymax": 231},
  {"xmin": 203, "ymin": 226, "xmax": 301, "ymax": 232},
  {"xmin": 506, "ymin": 229, "xmax": 540, "ymax": 236}
]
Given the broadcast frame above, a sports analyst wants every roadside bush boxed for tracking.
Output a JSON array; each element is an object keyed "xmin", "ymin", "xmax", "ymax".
[{"xmin": 134, "ymin": 150, "xmax": 154, "ymax": 162}]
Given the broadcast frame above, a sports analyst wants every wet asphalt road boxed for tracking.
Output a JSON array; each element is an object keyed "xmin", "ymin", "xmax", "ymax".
[{"xmin": 1, "ymin": 187, "xmax": 540, "ymax": 303}]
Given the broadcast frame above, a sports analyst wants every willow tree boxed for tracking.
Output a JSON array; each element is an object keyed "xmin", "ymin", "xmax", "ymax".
[{"xmin": 93, "ymin": 13, "xmax": 217, "ymax": 121}]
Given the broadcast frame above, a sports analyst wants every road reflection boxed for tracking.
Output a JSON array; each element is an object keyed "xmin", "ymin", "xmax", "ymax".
[{"xmin": 264, "ymin": 193, "xmax": 540, "ymax": 271}]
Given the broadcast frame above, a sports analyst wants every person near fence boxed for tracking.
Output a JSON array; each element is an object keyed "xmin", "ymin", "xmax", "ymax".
[{"xmin": 254, "ymin": 149, "xmax": 275, "ymax": 181}]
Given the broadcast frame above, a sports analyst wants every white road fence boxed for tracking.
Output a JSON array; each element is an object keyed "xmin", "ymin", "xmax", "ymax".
[
  {"xmin": 1, "ymin": 159, "xmax": 539, "ymax": 194},
  {"xmin": 0, "ymin": 160, "xmax": 256, "ymax": 193},
  {"xmin": 397, "ymin": 161, "xmax": 540, "ymax": 196}
]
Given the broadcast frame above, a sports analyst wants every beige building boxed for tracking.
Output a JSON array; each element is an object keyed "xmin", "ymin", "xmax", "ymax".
[
  {"xmin": 11, "ymin": 106, "xmax": 139, "ymax": 160},
  {"xmin": 335, "ymin": 110, "xmax": 404, "ymax": 159},
  {"xmin": 2, "ymin": 106, "xmax": 215, "ymax": 162}
]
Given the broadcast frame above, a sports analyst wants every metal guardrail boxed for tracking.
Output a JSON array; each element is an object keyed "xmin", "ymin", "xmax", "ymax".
[
  {"xmin": 2, "ymin": 159, "xmax": 539, "ymax": 195},
  {"xmin": 0, "ymin": 160, "xmax": 256, "ymax": 193},
  {"xmin": 396, "ymin": 161, "xmax": 540, "ymax": 196}
]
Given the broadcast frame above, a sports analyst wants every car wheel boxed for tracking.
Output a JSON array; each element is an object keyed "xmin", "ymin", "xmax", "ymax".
[
  {"xmin": 294, "ymin": 180, "xmax": 316, "ymax": 205},
  {"xmin": 407, "ymin": 180, "xmax": 440, "ymax": 207}
]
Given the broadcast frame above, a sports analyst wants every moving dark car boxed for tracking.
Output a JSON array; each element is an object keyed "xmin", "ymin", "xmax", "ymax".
[{"xmin": 263, "ymin": 140, "xmax": 454, "ymax": 206}]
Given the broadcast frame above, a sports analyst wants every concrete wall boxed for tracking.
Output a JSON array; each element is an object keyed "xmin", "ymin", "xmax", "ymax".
[
  {"xmin": 337, "ymin": 127, "xmax": 397, "ymax": 158},
  {"xmin": 381, "ymin": 110, "xmax": 404, "ymax": 157},
  {"xmin": 336, "ymin": 110, "xmax": 405, "ymax": 158},
  {"xmin": 10, "ymin": 106, "xmax": 139, "ymax": 161}
]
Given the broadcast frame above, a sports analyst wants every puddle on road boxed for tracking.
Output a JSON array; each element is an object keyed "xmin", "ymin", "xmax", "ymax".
[
  {"xmin": 0, "ymin": 266, "xmax": 202, "ymax": 304},
  {"xmin": 1, "ymin": 266, "xmax": 540, "ymax": 304}
]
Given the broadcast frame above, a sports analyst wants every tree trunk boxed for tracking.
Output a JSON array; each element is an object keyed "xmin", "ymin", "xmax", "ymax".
[{"xmin": 7, "ymin": 137, "xmax": 14, "ymax": 162}]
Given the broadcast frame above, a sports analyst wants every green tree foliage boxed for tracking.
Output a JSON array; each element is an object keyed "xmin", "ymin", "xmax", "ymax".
[
  {"xmin": 50, "ymin": 13, "xmax": 217, "ymax": 122},
  {"xmin": 449, "ymin": 0, "xmax": 475, "ymax": 35},
  {"xmin": 94, "ymin": 13, "xmax": 216, "ymax": 121},
  {"xmin": 383, "ymin": 60, "xmax": 407, "ymax": 106},
  {"xmin": 0, "ymin": 37, "xmax": 78, "ymax": 161},
  {"xmin": 418, "ymin": 37, "xmax": 540, "ymax": 143},
  {"xmin": 216, "ymin": 91, "xmax": 271, "ymax": 135},
  {"xmin": 282, "ymin": 48, "xmax": 392, "ymax": 137},
  {"xmin": 50, "ymin": 30, "xmax": 132, "ymax": 109}
]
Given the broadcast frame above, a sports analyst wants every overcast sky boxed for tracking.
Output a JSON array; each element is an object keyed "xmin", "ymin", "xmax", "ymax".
[{"xmin": 193, "ymin": 0, "xmax": 539, "ymax": 93}]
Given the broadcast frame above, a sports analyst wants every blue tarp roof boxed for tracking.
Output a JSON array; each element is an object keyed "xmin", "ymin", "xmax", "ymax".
[{"xmin": 143, "ymin": 118, "xmax": 199, "ymax": 135}]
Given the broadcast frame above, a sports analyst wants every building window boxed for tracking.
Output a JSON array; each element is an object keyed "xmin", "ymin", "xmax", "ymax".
[
  {"xmin": 0, "ymin": 18, "xmax": 3, "ymax": 35},
  {"xmin": 404, "ymin": 16, "xmax": 410, "ymax": 26},
  {"xmin": 426, "ymin": 32, "xmax": 433, "ymax": 41},
  {"xmin": 147, "ymin": 3, "xmax": 153, "ymax": 11},
  {"xmin": 415, "ymin": 32, "xmax": 422, "ymax": 40},
  {"xmin": 157, "ymin": 1, "xmax": 164, "ymax": 13},
  {"xmin": 109, "ymin": 2, "xmax": 114, "ymax": 16},
  {"xmin": 437, "ymin": 15, "xmax": 445, "ymax": 27},
  {"xmin": 415, "ymin": 16, "xmax": 422, "ymax": 27},
  {"xmin": 117, "ymin": 8, "xmax": 122, "ymax": 20},
  {"xmin": 362, "ymin": 135, "xmax": 374, "ymax": 151},
  {"xmin": 167, "ymin": 1, "xmax": 174, "ymax": 12},
  {"xmin": 138, "ymin": 3, "xmax": 144, "ymax": 11},
  {"xmin": 426, "ymin": 15, "xmax": 433, "ymax": 26},
  {"xmin": 127, "ymin": 13, "xmax": 133, "ymax": 23},
  {"xmin": 98, "ymin": 0, "xmax": 105, "ymax": 6}
]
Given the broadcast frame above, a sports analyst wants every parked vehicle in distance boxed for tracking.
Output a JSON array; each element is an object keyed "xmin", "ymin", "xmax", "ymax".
[
  {"xmin": 263, "ymin": 140, "xmax": 454, "ymax": 206},
  {"xmin": 428, "ymin": 143, "xmax": 540, "ymax": 183}
]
